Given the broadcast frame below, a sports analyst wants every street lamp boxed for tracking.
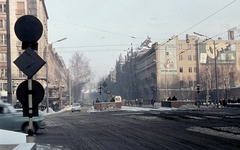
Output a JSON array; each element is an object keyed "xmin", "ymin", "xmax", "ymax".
[
  {"xmin": 46, "ymin": 37, "xmax": 67, "ymax": 113},
  {"xmin": 193, "ymin": 32, "xmax": 219, "ymax": 108}
]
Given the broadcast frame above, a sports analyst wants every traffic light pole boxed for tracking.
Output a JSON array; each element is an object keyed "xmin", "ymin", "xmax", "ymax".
[
  {"xmin": 197, "ymin": 84, "xmax": 200, "ymax": 108},
  {"xmin": 99, "ymin": 84, "xmax": 102, "ymax": 101},
  {"xmin": 98, "ymin": 84, "xmax": 102, "ymax": 110}
]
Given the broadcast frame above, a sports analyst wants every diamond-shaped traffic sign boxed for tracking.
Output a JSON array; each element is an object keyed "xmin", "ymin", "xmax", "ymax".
[
  {"xmin": 102, "ymin": 82, "xmax": 108, "ymax": 87},
  {"xmin": 14, "ymin": 47, "xmax": 46, "ymax": 78}
]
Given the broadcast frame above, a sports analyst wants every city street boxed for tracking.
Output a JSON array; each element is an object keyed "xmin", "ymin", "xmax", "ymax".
[{"xmin": 36, "ymin": 106, "xmax": 240, "ymax": 150}]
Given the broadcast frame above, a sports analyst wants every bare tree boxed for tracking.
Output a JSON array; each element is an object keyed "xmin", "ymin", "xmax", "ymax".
[
  {"xmin": 199, "ymin": 64, "xmax": 238, "ymax": 99},
  {"xmin": 69, "ymin": 52, "xmax": 92, "ymax": 102}
]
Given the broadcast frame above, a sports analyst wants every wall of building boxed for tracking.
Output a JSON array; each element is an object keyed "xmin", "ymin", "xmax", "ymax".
[
  {"xmin": 114, "ymin": 34, "xmax": 240, "ymax": 102},
  {"xmin": 0, "ymin": 0, "xmax": 69, "ymax": 108}
]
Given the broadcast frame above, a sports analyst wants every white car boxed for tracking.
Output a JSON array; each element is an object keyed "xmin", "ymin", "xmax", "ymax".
[{"xmin": 72, "ymin": 103, "xmax": 81, "ymax": 112}]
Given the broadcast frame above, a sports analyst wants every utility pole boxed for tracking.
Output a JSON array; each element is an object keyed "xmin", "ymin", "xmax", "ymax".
[
  {"xmin": 69, "ymin": 74, "xmax": 72, "ymax": 106},
  {"xmin": 206, "ymin": 66, "xmax": 209, "ymax": 106},
  {"xmin": 193, "ymin": 32, "xmax": 219, "ymax": 108},
  {"xmin": 46, "ymin": 38, "xmax": 67, "ymax": 113},
  {"xmin": 213, "ymin": 40, "xmax": 219, "ymax": 108},
  {"xmin": 6, "ymin": 0, "xmax": 12, "ymax": 104}
]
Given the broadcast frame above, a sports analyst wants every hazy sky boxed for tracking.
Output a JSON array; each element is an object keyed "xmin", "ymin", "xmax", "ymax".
[{"xmin": 44, "ymin": 0, "xmax": 240, "ymax": 82}]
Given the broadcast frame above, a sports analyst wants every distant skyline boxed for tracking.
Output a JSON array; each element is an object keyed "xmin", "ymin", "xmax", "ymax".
[{"xmin": 45, "ymin": 0, "xmax": 240, "ymax": 82}]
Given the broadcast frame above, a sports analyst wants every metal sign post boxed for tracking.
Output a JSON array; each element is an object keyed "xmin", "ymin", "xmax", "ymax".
[
  {"xmin": 14, "ymin": 15, "xmax": 45, "ymax": 139},
  {"xmin": 28, "ymin": 78, "xmax": 34, "ymax": 135}
]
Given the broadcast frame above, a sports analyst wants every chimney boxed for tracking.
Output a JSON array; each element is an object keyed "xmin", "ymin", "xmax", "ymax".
[{"xmin": 228, "ymin": 30, "xmax": 234, "ymax": 40}]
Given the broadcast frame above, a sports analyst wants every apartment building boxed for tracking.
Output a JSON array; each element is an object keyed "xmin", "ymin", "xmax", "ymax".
[
  {"xmin": 0, "ymin": 0, "xmax": 69, "ymax": 109},
  {"xmin": 115, "ymin": 32, "xmax": 240, "ymax": 101}
]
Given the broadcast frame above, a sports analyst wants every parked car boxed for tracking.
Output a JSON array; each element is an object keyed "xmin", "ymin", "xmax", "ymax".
[
  {"xmin": 0, "ymin": 102, "xmax": 45, "ymax": 133},
  {"xmin": 72, "ymin": 103, "xmax": 81, "ymax": 112}
]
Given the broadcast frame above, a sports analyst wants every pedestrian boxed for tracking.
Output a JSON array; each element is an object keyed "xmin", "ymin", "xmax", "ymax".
[
  {"xmin": 223, "ymin": 99, "xmax": 227, "ymax": 107},
  {"xmin": 172, "ymin": 96, "xmax": 177, "ymax": 101},
  {"xmin": 110, "ymin": 97, "xmax": 115, "ymax": 102},
  {"xmin": 96, "ymin": 98, "xmax": 99, "ymax": 103},
  {"xmin": 139, "ymin": 100, "xmax": 142, "ymax": 107},
  {"xmin": 151, "ymin": 99, "xmax": 155, "ymax": 107}
]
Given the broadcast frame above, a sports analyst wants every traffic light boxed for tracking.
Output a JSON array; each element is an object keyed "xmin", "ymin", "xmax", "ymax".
[
  {"xmin": 186, "ymin": 34, "xmax": 189, "ymax": 43},
  {"xmin": 197, "ymin": 84, "xmax": 200, "ymax": 93},
  {"xmin": 98, "ymin": 84, "xmax": 102, "ymax": 95}
]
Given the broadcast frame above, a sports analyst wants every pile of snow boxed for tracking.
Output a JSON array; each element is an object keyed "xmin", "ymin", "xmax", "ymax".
[
  {"xmin": 0, "ymin": 129, "xmax": 26, "ymax": 144},
  {"xmin": 41, "ymin": 107, "xmax": 66, "ymax": 116},
  {"xmin": 86, "ymin": 108, "xmax": 99, "ymax": 113},
  {"xmin": 41, "ymin": 107, "xmax": 55, "ymax": 114},
  {"xmin": 63, "ymin": 105, "xmax": 72, "ymax": 111},
  {"xmin": 86, "ymin": 106, "xmax": 174, "ymax": 113},
  {"xmin": 177, "ymin": 104, "xmax": 199, "ymax": 110}
]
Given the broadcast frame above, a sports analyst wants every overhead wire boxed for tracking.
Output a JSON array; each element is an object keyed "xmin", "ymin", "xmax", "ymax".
[
  {"xmin": 177, "ymin": 0, "xmax": 236, "ymax": 36},
  {"xmin": 47, "ymin": 23, "xmax": 240, "ymax": 54},
  {"xmin": 159, "ymin": 0, "xmax": 237, "ymax": 47},
  {"xmin": 47, "ymin": 1, "xmax": 237, "ymax": 57},
  {"xmin": 54, "ymin": 44, "xmax": 138, "ymax": 49},
  {"xmin": 50, "ymin": 19, "xmax": 137, "ymax": 39},
  {"xmin": 161, "ymin": 24, "xmax": 240, "ymax": 66},
  {"xmin": 156, "ymin": 0, "xmax": 238, "ymax": 65}
]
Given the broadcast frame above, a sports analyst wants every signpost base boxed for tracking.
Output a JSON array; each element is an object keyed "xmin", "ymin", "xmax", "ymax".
[{"xmin": 26, "ymin": 135, "xmax": 36, "ymax": 143}]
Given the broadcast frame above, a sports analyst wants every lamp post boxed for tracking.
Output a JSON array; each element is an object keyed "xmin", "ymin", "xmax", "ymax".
[
  {"xmin": 46, "ymin": 37, "xmax": 67, "ymax": 113},
  {"xmin": 193, "ymin": 32, "xmax": 219, "ymax": 108}
]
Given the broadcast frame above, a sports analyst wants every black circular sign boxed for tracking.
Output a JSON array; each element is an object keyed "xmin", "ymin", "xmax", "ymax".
[
  {"xmin": 16, "ymin": 80, "xmax": 45, "ymax": 107},
  {"xmin": 14, "ymin": 15, "xmax": 43, "ymax": 43}
]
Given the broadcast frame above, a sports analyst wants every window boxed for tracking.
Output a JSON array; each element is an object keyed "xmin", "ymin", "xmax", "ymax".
[
  {"xmin": 179, "ymin": 55, "xmax": 183, "ymax": 61},
  {"xmin": 0, "ymin": 82, "xmax": 7, "ymax": 91},
  {"xmin": 194, "ymin": 67, "xmax": 197, "ymax": 73},
  {"xmin": 0, "ymin": 19, "xmax": 6, "ymax": 29},
  {"xmin": 189, "ymin": 80, "xmax": 193, "ymax": 87},
  {"xmin": 0, "ymin": 53, "xmax": 6, "ymax": 62},
  {"xmin": 19, "ymin": 69, "xmax": 26, "ymax": 78},
  {"xmin": 17, "ymin": 2, "xmax": 25, "ymax": 14},
  {"xmin": 194, "ymin": 81, "xmax": 197, "ymax": 87},
  {"xmin": 29, "ymin": 1, "xmax": 37, "ymax": 16},
  {"xmin": 0, "ymin": 34, "xmax": 7, "ymax": 45},
  {"xmin": 192, "ymin": 44, "xmax": 195, "ymax": 49},
  {"xmin": 179, "ymin": 67, "xmax": 183, "ymax": 73},
  {"xmin": 180, "ymin": 81, "xmax": 184, "ymax": 87},
  {"xmin": 0, "ymin": 69, "xmax": 7, "ymax": 77},
  {"xmin": 188, "ymin": 67, "xmax": 192, "ymax": 73},
  {"xmin": 178, "ymin": 44, "xmax": 182, "ymax": 49},
  {"xmin": 188, "ymin": 55, "xmax": 192, "ymax": 61},
  {"xmin": 0, "ymin": 4, "xmax": 6, "ymax": 13},
  {"xmin": 193, "ymin": 55, "xmax": 196, "ymax": 61}
]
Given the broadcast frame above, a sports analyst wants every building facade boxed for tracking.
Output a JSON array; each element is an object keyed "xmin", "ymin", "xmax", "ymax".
[
  {"xmin": 114, "ymin": 32, "xmax": 240, "ymax": 102},
  {"xmin": 0, "ymin": 0, "xmax": 69, "ymax": 110}
]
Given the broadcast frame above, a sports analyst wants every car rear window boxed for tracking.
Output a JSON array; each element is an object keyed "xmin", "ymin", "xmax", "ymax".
[{"xmin": 73, "ymin": 103, "xmax": 80, "ymax": 106}]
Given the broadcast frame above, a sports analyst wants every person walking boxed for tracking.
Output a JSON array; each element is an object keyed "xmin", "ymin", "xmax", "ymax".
[{"xmin": 96, "ymin": 98, "xmax": 99, "ymax": 103}]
